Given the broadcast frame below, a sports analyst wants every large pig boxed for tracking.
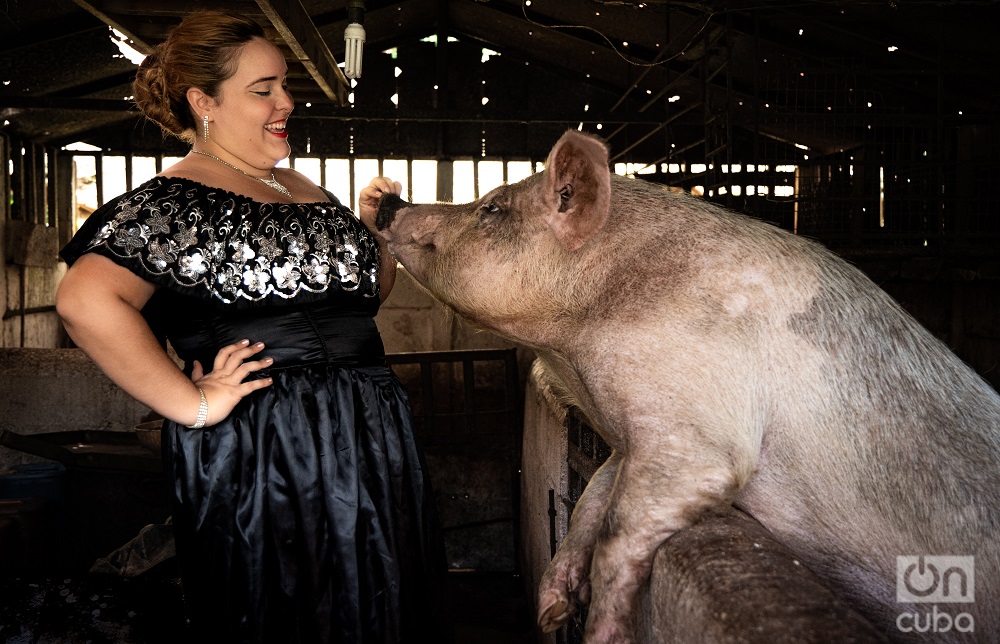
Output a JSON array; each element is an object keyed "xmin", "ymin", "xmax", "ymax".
[{"xmin": 375, "ymin": 130, "xmax": 1000, "ymax": 642}]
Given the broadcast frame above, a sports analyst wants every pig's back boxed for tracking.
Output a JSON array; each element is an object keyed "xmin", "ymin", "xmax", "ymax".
[
  {"xmin": 735, "ymin": 228, "xmax": 1000, "ymax": 634},
  {"xmin": 616, "ymin": 183, "xmax": 1000, "ymax": 630},
  {"xmin": 576, "ymin": 177, "xmax": 999, "ymax": 633}
]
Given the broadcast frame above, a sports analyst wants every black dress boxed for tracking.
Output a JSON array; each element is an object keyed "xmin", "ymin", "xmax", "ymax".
[{"xmin": 61, "ymin": 176, "xmax": 448, "ymax": 643}]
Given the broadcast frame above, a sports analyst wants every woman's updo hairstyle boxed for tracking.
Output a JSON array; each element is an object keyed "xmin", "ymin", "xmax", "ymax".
[{"xmin": 133, "ymin": 11, "xmax": 266, "ymax": 142}]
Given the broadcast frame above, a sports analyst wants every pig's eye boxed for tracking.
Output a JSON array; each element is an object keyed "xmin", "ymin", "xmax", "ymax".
[{"xmin": 480, "ymin": 201, "xmax": 502, "ymax": 217}]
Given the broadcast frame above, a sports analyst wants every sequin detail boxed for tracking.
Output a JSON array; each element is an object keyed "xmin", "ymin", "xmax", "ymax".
[{"xmin": 82, "ymin": 178, "xmax": 380, "ymax": 303}]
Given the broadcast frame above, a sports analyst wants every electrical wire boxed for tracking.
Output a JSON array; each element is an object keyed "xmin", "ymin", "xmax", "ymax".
[{"xmin": 519, "ymin": 0, "xmax": 715, "ymax": 68}]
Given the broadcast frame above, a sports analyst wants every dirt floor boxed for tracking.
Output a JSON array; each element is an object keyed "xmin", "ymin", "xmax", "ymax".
[{"xmin": 0, "ymin": 564, "xmax": 534, "ymax": 644}]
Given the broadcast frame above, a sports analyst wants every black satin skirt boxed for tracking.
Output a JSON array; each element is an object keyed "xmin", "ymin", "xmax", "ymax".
[{"xmin": 162, "ymin": 344, "xmax": 448, "ymax": 642}]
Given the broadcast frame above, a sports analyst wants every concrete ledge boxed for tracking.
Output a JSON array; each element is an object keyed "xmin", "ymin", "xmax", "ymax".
[
  {"xmin": 639, "ymin": 507, "xmax": 886, "ymax": 642},
  {"xmin": 0, "ymin": 348, "xmax": 151, "ymax": 468}
]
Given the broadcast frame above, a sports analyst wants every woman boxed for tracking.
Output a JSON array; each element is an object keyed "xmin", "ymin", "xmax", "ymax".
[{"xmin": 56, "ymin": 11, "xmax": 447, "ymax": 643}]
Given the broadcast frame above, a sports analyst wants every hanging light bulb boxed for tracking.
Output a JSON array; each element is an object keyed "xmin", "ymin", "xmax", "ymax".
[{"xmin": 344, "ymin": 0, "xmax": 366, "ymax": 79}]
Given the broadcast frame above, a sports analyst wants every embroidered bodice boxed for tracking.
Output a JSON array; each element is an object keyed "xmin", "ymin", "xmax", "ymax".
[{"xmin": 61, "ymin": 176, "xmax": 381, "ymax": 309}]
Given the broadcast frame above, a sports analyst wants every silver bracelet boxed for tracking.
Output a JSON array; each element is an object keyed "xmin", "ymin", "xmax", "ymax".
[{"xmin": 186, "ymin": 387, "xmax": 209, "ymax": 429}]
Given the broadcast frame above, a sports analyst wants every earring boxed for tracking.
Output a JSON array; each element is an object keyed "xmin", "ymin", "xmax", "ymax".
[{"xmin": 202, "ymin": 115, "xmax": 209, "ymax": 142}]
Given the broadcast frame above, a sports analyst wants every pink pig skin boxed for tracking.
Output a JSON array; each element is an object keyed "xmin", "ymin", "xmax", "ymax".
[{"xmin": 376, "ymin": 130, "xmax": 1000, "ymax": 643}]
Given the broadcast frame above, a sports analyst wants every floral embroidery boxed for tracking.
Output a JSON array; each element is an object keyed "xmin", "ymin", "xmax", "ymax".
[
  {"xmin": 144, "ymin": 209, "xmax": 172, "ymax": 235},
  {"xmin": 255, "ymin": 234, "xmax": 283, "ymax": 261},
  {"xmin": 114, "ymin": 227, "xmax": 144, "ymax": 254},
  {"xmin": 173, "ymin": 223, "xmax": 198, "ymax": 250},
  {"xmin": 179, "ymin": 251, "xmax": 210, "ymax": 279},
  {"xmin": 272, "ymin": 260, "xmax": 302, "ymax": 290},
  {"xmin": 147, "ymin": 239, "xmax": 176, "ymax": 270},
  {"xmin": 81, "ymin": 177, "xmax": 380, "ymax": 304},
  {"xmin": 312, "ymin": 230, "xmax": 332, "ymax": 254},
  {"xmin": 113, "ymin": 199, "xmax": 144, "ymax": 224}
]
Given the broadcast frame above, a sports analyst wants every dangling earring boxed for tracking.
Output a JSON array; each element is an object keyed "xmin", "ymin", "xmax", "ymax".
[{"xmin": 202, "ymin": 115, "xmax": 209, "ymax": 143}]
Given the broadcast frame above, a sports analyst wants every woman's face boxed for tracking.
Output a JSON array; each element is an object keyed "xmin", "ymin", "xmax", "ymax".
[{"xmin": 208, "ymin": 37, "xmax": 293, "ymax": 169}]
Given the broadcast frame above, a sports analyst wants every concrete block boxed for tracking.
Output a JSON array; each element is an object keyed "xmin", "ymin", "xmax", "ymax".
[{"xmin": 0, "ymin": 348, "xmax": 151, "ymax": 468}]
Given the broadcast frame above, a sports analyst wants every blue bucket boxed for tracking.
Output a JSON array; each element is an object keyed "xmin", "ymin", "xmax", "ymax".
[
  {"xmin": 0, "ymin": 461, "xmax": 67, "ymax": 503},
  {"xmin": 0, "ymin": 462, "xmax": 68, "ymax": 571}
]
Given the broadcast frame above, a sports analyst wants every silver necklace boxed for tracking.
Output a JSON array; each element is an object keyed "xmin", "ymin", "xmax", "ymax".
[{"xmin": 190, "ymin": 150, "xmax": 292, "ymax": 198}]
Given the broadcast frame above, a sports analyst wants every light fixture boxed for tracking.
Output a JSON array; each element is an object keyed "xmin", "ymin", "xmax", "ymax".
[{"xmin": 344, "ymin": 0, "xmax": 366, "ymax": 79}]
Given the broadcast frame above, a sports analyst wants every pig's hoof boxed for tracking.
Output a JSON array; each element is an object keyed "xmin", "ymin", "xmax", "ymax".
[{"xmin": 537, "ymin": 590, "xmax": 574, "ymax": 633}]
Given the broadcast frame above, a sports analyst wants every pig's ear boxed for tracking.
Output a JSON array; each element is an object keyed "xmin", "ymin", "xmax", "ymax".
[{"xmin": 543, "ymin": 131, "xmax": 611, "ymax": 252}]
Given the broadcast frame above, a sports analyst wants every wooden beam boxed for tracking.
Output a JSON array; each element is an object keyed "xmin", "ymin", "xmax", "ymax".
[
  {"xmin": 52, "ymin": 70, "xmax": 138, "ymax": 99},
  {"xmin": 255, "ymin": 0, "xmax": 350, "ymax": 105},
  {"xmin": 97, "ymin": 0, "xmax": 259, "ymax": 17},
  {"xmin": 70, "ymin": 0, "xmax": 154, "ymax": 54},
  {"xmin": 0, "ymin": 97, "xmax": 135, "ymax": 111},
  {"xmin": 0, "ymin": 20, "xmax": 106, "ymax": 55}
]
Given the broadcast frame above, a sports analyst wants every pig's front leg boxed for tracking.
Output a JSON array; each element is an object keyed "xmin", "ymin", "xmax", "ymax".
[
  {"xmin": 584, "ymin": 449, "xmax": 743, "ymax": 644},
  {"xmin": 538, "ymin": 451, "xmax": 623, "ymax": 633}
]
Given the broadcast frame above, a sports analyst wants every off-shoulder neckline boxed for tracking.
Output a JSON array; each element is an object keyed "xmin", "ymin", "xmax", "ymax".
[{"xmin": 149, "ymin": 174, "xmax": 342, "ymax": 208}]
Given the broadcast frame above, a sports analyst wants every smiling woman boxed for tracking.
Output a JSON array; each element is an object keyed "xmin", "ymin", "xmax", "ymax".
[{"xmin": 54, "ymin": 10, "xmax": 449, "ymax": 644}]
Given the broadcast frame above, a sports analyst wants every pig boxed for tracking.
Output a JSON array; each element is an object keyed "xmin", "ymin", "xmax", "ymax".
[{"xmin": 375, "ymin": 130, "xmax": 1000, "ymax": 642}]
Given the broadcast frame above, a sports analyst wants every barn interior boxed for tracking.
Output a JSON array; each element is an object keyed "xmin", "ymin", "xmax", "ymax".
[{"xmin": 1, "ymin": 0, "xmax": 998, "ymax": 642}]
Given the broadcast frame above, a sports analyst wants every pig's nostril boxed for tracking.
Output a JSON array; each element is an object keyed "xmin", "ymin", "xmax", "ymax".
[{"xmin": 375, "ymin": 193, "xmax": 409, "ymax": 230}]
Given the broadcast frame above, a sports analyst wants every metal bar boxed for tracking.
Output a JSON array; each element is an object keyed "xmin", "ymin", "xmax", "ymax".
[
  {"xmin": 47, "ymin": 149, "xmax": 58, "ymax": 229},
  {"xmin": 385, "ymin": 347, "xmax": 523, "ymax": 578},
  {"xmin": 724, "ymin": 12, "xmax": 733, "ymax": 209},
  {"xmin": 406, "ymin": 156, "xmax": 414, "ymax": 203},
  {"xmin": 609, "ymin": 103, "xmax": 699, "ymax": 163},
  {"xmin": 705, "ymin": 143, "xmax": 727, "ymax": 160},
  {"xmin": 505, "ymin": 347, "xmax": 523, "ymax": 577},
  {"xmin": 95, "ymin": 152, "xmax": 105, "ymax": 207},
  {"xmin": 348, "ymin": 155, "xmax": 356, "ymax": 212},
  {"xmin": 548, "ymin": 489, "xmax": 557, "ymax": 558},
  {"xmin": 567, "ymin": 443, "xmax": 598, "ymax": 483},
  {"xmin": 385, "ymin": 349, "xmax": 517, "ymax": 364},
  {"xmin": 637, "ymin": 28, "xmax": 725, "ymax": 114},
  {"xmin": 2, "ymin": 305, "xmax": 58, "ymax": 321},
  {"xmin": 462, "ymin": 359, "xmax": 475, "ymax": 433},
  {"xmin": 13, "ymin": 137, "xmax": 25, "ymax": 221},
  {"xmin": 420, "ymin": 361, "xmax": 435, "ymax": 427},
  {"xmin": 32, "ymin": 144, "xmax": 45, "ymax": 225},
  {"xmin": 608, "ymin": 43, "xmax": 671, "ymax": 114},
  {"xmin": 18, "ymin": 268, "xmax": 26, "ymax": 347},
  {"xmin": 473, "ymin": 160, "xmax": 480, "ymax": 200},
  {"xmin": 599, "ymin": 122, "xmax": 628, "ymax": 143},
  {"xmin": 672, "ymin": 138, "xmax": 706, "ymax": 157},
  {"xmin": 705, "ymin": 58, "xmax": 728, "ymax": 86},
  {"xmin": 403, "ymin": 409, "xmax": 509, "ymax": 420}
]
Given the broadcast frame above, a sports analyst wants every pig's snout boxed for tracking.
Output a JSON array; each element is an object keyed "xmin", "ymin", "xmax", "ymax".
[{"xmin": 375, "ymin": 193, "xmax": 410, "ymax": 230}]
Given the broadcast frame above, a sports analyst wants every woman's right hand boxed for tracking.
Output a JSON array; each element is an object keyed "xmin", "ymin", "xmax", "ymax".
[
  {"xmin": 358, "ymin": 176, "xmax": 402, "ymax": 232},
  {"xmin": 188, "ymin": 339, "xmax": 274, "ymax": 427}
]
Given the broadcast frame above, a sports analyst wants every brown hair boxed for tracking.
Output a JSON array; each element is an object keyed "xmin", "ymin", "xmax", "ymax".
[{"xmin": 133, "ymin": 11, "xmax": 266, "ymax": 142}]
